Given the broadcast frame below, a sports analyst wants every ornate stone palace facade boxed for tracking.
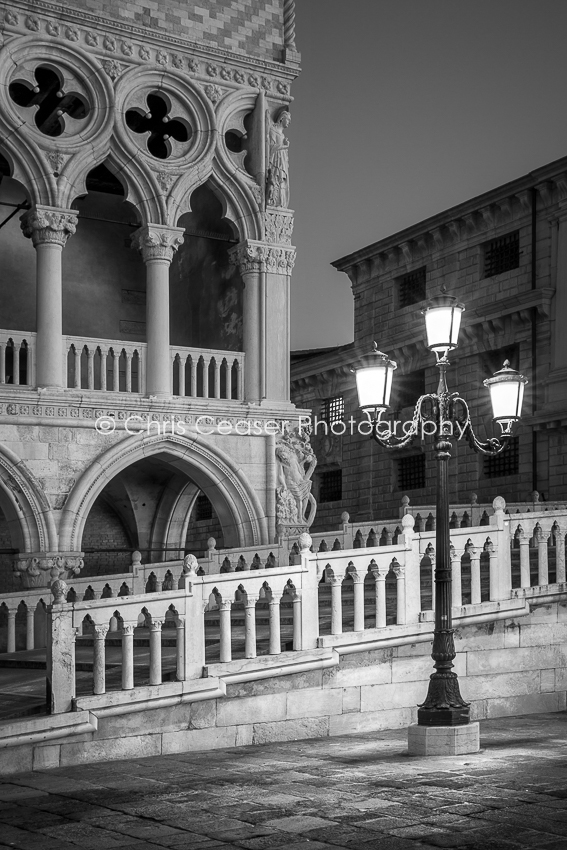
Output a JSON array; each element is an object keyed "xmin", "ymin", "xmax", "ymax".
[
  {"xmin": 0, "ymin": 0, "xmax": 313, "ymax": 593},
  {"xmin": 292, "ymin": 157, "xmax": 567, "ymax": 530}
]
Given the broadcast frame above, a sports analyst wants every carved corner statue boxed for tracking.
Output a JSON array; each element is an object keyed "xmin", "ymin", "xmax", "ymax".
[
  {"xmin": 275, "ymin": 425, "xmax": 317, "ymax": 532},
  {"xmin": 266, "ymin": 108, "xmax": 291, "ymax": 209}
]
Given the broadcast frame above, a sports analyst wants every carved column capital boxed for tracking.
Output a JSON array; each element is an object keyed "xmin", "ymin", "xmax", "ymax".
[
  {"xmin": 94, "ymin": 625, "xmax": 109, "ymax": 640},
  {"xmin": 229, "ymin": 239, "xmax": 296, "ymax": 275},
  {"xmin": 20, "ymin": 205, "xmax": 78, "ymax": 247},
  {"xmin": 131, "ymin": 224, "xmax": 185, "ymax": 262}
]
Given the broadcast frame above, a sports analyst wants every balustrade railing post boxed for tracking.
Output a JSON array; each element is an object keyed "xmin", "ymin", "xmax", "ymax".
[
  {"xmin": 74, "ymin": 347, "xmax": 81, "ymax": 389},
  {"xmin": 219, "ymin": 600, "xmax": 232, "ymax": 662},
  {"xmin": 93, "ymin": 624, "xmax": 108, "ymax": 695},
  {"xmin": 25, "ymin": 606, "xmax": 34, "ymax": 650},
  {"xmin": 202, "ymin": 356, "xmax": 210, "ymax": 398},
  {"xmin": 190, "ymin": 358, "xmax": 197, "ymax": 397},
  {"xmin": 330, "ymin": 576, "xmax": 343, "ymax": 635},
  {"xmin": 556, "ymin": 525, "xmax": 566, "ymax": 583},
  {"xmin": 537, "ymin": 529, "xmax": 550, "ymax": 586},
  {"xmin": 149, "ymin": 619, "xmax": 163, "ymax": 685},
  {"xmin": 393, "ymin": 561, "xmax": 406, "ymax": 625},
  {"xmin": 121, "ymin": 623, "xmax": 135, "ymax": 689},
  {"xmin": 175, "ymin": 617, "xmax": 185, "ymax": 679},
  {"xmin": 47, "ymin": 582, "xmax": 76, "ymax": 713},
  {"xmin": 490, "ymin": 497, "xmax": 512, "ymax": 599},
  {"xmin": 7, "ymin": 608, "xmax": 16, "ymax": 653},
  {"xmin": 112, "ymin": 351, "xmax": 119, "ymax": 392},
  {"xmin": 0, "ymin": 342, "xmax": 5, "ymax": 383},
  {"xmin": 298, "ymin": 534, "xmax": 319, "ymax": 650},
  {"xmin": 400, "ymin": 514, "xmax": 419, "ymax": 622},
  {"xmin": 519, "ymin": 534, "xmax": 531, "ymax": 588},
  {"xmin": 451, "ymin": 548, "xmax": 462, "ymax": 608},
  {"xmin": 352, "ymin": 572, "xmax": 365, "ymax": 632},
  {"xmin": 214, "ymin": 358, "xmax": 221, "ymax": 399},
  {"xmin": 12, "ymin": 343, "xmax": 20, "ymax": 385},
  {"xmin": 470, "ymin": 549, "xmax": 481, "ymax": 604},
  {"xmin": 100, "ymin": 349, "xmax": 107, "ymax": 391},
  {"xmin": 292, "ymin": 594, "xmax": 301, "ymax": 649},
  {"xmin": 268, "ymin": 598, "xmax": 281, "ymax": 654},
  {"xmin": 87, "ymin": 349, "xmax": 95, "ymax": 390},
  {"xmin": 178, "ymin": 356, "xmax": 186, "ymax": 397},
  {"xmin": 371, "ymin": 563, "xmax": 387, "ymax": 628},
  {"xmin": 244, "ymin": 596, "xmax": 257, "ymax": 659},
  {"xmin": 125, "ymin": 352, "xmax": 132, "ymax": 393}
]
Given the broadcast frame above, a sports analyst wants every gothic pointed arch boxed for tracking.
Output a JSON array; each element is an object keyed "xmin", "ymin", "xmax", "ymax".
[
  {"xmin": 0, "ymin": 444, "xmax": 57, "ymax": 553},
  {"xmin": 59, "ymin": 433, "xmax": 268, "ymax": 553}
]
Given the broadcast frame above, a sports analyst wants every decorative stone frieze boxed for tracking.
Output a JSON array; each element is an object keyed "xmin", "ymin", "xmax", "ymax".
[
  {"xmin": 204, "ymin": 84, "xmax": 223, "ymax": 103},
  {"xmin": 1, "ymin": 5, "xmax": 295, "ymax": 104},
  {"xmin": 102, "ymin": 59, "xmax": 123, "ymax": 80},
  {"xmin": 20, "ymin": 206, "xmax": 78, "ymax": 247},
  {"xmin": 13, "ymin": 553, "xmax": 84, "ymax": 589},
  {"xmin": 131, "ymin": 225, "xmax": 185, "ymax": 262},
  {"xmin": 275, "ymin": 425, "xmax": 317, "ymax": 530}
]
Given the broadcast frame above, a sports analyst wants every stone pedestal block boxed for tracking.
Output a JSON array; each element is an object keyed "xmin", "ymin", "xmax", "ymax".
[{"xmin": 407, "ymin": 722, "xmax": 480, "ymax": 756}]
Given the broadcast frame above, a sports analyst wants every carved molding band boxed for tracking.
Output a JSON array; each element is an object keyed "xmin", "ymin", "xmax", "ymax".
[
  {"xmin": 131, "ymin": 225, "xmax": 185, "ymax": 262},
  {"xmin": 20, "ymin": 206, "xmax": 78, "ymax": 247}
]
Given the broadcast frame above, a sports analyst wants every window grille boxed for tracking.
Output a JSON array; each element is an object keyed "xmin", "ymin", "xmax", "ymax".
[
  {"xmin": 319, "ymin": 470, "xmax": 343, "ymax": 503},
  {"xmin": 195, "ymin": 494, "xmax": 213, "ymax": 521},
  {"xmin": 320, "ymin": 395, "xmax": 344, "ymax": 424},
  {"xmin": 484, "ymin": 437, "xmax": 519, "ymax": 478},
  {"xmin": 483, "ymin": 232, "xmax": 519, "ymax": 278},
  {"xmin": 397, "ymin": 455, "xmax": 426, "ymax": 490},
  {"xmin": 398, "ymin": 267, "xmax": 426, "ymax": 308}
]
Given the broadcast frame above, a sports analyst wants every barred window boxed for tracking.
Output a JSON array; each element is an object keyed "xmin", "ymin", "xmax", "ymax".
[
  {"xmin": 484, "ymin": 437, "xmax": 519, "ymax": 478},
  {"xmin": 397, "ymin": 267, "xmax": 426, "ymax": 309},
  {"xmin": 195, "ymin": 494, "xmax": 213, "ymax": 521},
  {"xmin": 483, "ymin": 232, "xmax": 519, "ymax": 278},
  {"xmin": 319, "ymin": 469, "xmax": 343, "ymax": 503},
  {"xmin": 397, "ymin": 455, "xmax": 426, "ymax": 490},
  {"xmin": 320, "ymin": 395, "xmax": 344, "ymax": 424}
]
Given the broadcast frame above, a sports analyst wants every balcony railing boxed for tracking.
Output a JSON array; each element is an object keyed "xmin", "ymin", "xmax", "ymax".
[
  {"xmin": 0, "ymin": 330, "xmax": 244, "ymax": 401},
  {"xmin": 0, "ymin": 330, "xmax": 35, "ymax": 387}
]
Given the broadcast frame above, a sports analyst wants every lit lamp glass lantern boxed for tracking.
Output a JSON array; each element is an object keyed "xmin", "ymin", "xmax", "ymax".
[
  {"xmin": 353, "ymin": 344, "xmax": 397, "ymax": 416},
  {"xmin": 483, "ymin": 360, "xmax": 528, "ymax": 431},
  {"xmin": 422, "ymin": 294, "xmax": 465, "ymax": 354}
]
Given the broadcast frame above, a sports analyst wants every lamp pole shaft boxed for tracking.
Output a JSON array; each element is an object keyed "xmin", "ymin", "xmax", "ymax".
[{"xmin": 417, "ymin": 362, "xmax": 470, "ymax": 727}]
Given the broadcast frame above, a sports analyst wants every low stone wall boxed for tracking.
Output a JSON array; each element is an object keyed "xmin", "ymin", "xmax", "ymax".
[{"xmin": 1, "ymin": 598, "xmax": 566, "ymax": 774}]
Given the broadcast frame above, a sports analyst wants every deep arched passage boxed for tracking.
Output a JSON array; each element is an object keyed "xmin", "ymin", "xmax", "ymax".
[{"xmin": 59, "ymin": 433, "xmax": 268, "ymax": 556}]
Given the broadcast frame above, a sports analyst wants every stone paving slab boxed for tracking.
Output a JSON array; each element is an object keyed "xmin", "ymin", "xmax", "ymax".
[{"xmin": 1, "ymin": 712, "xmax": 567, "ymax": 850}]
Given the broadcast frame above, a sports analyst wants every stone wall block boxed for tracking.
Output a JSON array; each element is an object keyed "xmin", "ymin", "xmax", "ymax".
[
  {"xmin": 252, "ymin": 717, "xmax": 329, "ymax": 745},
  {"xmin": 94, "ymin": 703, "xmax": 192, "ymax": 740},
  {"xmin": 329, "ymin": 706, "xmax": 415, "ymax": 737},
  {"xmin": 162, "ymin": 726, "xmax": 237, "ymax": 754},
  {"xmin": 60, "ymin": 733, "xmax": 161, "ymax": 766},
  {"xmin": 286, "ymin": 687, "xmax": 342, "ymax": 719},
  {"xmin": 360, "ymin": 680, "xmax": 427, "ymax": 712},
  {"xmin": 466, "ymin": 645, "xmax": 567, "ymax": 676},
  {"xmin": 189, "ymin": 700, "xmax": 217, "ymax": 729},
  {"xmin": 485, "ymin": 691, "xmax": 565, "ymax": 719},
  {"xmin": 216, "ymin": 693, "xmax": 286, "ymax": 727},
  {"xmin": 342, "ymin": 687, "xmax": 361, "ymax": 714}
]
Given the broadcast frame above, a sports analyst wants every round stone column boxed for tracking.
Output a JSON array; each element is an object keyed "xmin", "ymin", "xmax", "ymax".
[
  {"xmin": 131, "ymin": 225, "xmax": 185, "ymax": 398},
  {"xmin": 20, "ymin": 206, "xmax": 78, "ymax": 389}
]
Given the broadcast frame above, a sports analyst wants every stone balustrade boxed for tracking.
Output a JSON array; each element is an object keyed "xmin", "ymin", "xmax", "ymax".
[
  {"xmin": 0, "ymin": 329, "xmax": 245, "ymax": 400},
  {"xmin": 0, "ymin": 329, "xmax": 35, "ymax": 387},
  {"xmin": 171, "ymin": 346, "xmax": 244, "ymax": 400}
]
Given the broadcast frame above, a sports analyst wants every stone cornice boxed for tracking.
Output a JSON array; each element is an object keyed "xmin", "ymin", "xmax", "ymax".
[
  {"xmin": 2, "ymin": 1, "xmax": 298, "ymax": 94},
  {"xmin": 333, "ymin": 159, "xmax": 567, "ymax": 277}
]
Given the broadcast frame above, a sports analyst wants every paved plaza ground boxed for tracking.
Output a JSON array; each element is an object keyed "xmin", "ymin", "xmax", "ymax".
[{"xmin": 1, "ymin": 712, "xmax": 567, "ymax": 850}]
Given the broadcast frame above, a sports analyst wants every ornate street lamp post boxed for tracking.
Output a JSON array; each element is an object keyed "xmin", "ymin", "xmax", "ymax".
[{"xmin": 354, "ymin": 294, "xmax": 527, "ymax": 732}]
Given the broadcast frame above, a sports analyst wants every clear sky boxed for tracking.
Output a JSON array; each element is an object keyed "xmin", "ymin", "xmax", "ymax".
[{"xmin": 288, "ymin": 0, "xmax": 567, "ymax": 351}]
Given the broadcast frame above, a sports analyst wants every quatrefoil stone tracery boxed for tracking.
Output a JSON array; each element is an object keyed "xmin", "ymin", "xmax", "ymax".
[
  {"xmin": 125, "ymin": 92, "xmax": 191, "ymax": 159},
  {"xmin": 8, "ymin": 65, "xmax": 90, "ymax": 137}
]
